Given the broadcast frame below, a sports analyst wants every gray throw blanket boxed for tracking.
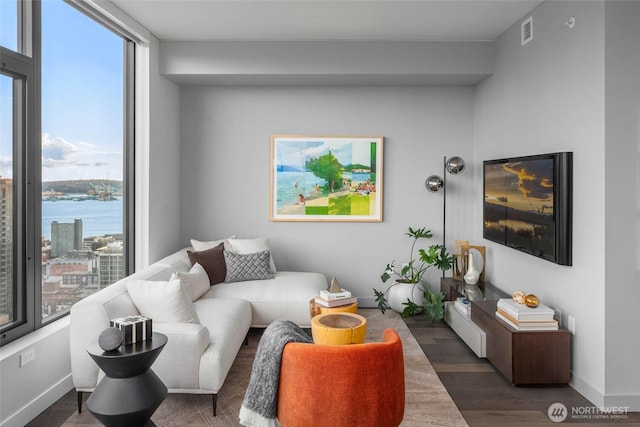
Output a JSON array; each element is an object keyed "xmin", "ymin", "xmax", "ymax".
[{"xmin": 239, "ymin": 320, "xmax": 312, "ymax": 427}]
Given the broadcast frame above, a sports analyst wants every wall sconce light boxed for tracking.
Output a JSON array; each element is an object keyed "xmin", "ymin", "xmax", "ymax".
[{"xmin": 425, "ymin": 156, "xmax": 466, "ymax": 250}]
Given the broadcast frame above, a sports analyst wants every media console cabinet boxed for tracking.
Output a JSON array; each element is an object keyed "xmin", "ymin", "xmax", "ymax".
[{"xmin": 441, "ymin": 277, "xmax": 570, "ymax": 385}]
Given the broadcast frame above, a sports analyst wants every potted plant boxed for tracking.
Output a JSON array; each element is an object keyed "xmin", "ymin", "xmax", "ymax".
[{"xmin": 373, "ymin": 226, "xmax": 453, "ymax": 321}]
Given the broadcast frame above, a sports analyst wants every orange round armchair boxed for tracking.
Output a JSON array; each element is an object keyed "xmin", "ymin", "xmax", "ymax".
[{"xmin": 277, "ymin": 328, "xmax": 405, "ymax": 427}]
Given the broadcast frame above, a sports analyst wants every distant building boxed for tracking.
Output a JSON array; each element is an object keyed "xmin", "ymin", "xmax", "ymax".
[
  {"xmin": 98, "ymin": 241, "xmax": 125, "ymax": 288},
  {"xmin": 51, "ymin": 219, "xmax": 83, "ymax": 257},
  {"xmin": 0, "ymin": 178, "xmax": 13, "ymax": 325},
  {"xmin": 46, "ymin": 258, "xmax": 91, "ymax": 277}
]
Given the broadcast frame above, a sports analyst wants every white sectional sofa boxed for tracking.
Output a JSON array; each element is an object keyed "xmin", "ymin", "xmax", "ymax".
[{"xmin": 69, "ymin": 244, "xmax": 327, "ymax": 415}]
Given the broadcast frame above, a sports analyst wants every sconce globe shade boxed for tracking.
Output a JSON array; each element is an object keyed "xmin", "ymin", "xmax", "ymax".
[
  {"xmin": 425, "ymin": 175, "xmax": 444, "ymax": 192},
  {"xmin": 445, "ymin": 156, "xmax": 465, "ymax": 175}
]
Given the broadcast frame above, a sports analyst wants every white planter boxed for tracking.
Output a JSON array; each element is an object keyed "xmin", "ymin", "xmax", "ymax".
[{"xmin": 387, "ymin": 281, "xmax": 425, "ymax": 313}]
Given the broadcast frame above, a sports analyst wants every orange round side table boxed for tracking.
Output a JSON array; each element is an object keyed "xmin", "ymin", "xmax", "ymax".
[
  {"xmin": 309, "ymin": 298, "xmax": 358, "ymax": 318},
  {"xmin": 311, "ymin": 312, "xmax": 367, "ymax": 345}
]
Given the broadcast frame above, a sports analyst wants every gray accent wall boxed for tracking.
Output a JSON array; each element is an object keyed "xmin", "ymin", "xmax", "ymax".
[{"xmin": 179, "ymin": 85, "xmax": 476, "ymax": 301}]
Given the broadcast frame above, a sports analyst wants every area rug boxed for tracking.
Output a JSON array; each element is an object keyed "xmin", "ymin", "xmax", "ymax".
[{"xmin": 63, "ymin": 309, "xmax": 467, "ymax": 426}]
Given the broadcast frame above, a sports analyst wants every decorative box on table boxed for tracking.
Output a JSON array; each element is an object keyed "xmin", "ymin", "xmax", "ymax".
[{"xmin": 110, "ymin": 315, "xmax": 152, "ymax": 345}]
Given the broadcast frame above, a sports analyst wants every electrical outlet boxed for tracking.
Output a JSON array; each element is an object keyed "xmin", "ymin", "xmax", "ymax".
[
  {"xmin": 20, "ymin": 348, "xmax": 36, "ymax": 367},
  {"xmin": 554, "ymin": 308, "xmax": 562, "ymax": 328},
  {"xmin": 568, "ymin": 315, "xmax": 576, "ymax": 335}
]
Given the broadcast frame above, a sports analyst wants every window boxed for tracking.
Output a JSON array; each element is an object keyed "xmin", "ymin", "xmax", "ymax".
[
  {"xmin": 0, "ymin": 0, "xmax": 18, "ymax": 51},
  {"xmin": 0, "ymin": 73, "xmax": 16, "ymax": 329},
  {"xmin": 40, "ymin": 0, "xmax": 131, "ymax": 321},
  {"xmin": 0, "ymin": 0, "xmax": 135, "ymax": 345}
]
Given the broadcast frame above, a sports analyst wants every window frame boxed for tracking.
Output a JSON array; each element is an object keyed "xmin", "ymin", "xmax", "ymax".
[
  {"xmin": 0, "ymin": 0, "xmax": 39, "ymax": 344},
  {"xmin": 0, "ymin": 0, "xmax": 136, "ymax": 346}
]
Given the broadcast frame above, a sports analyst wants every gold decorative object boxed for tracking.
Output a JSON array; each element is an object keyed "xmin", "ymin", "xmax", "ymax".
[
  {"xmin": 453, "ymin": 240, "xmax": 469, "ymax": 281},
  {"xmin": 524, "ymin": 294, "xmax": 540, "ymax": 308},
  {"xmin": 329, "ymin": 276, "xmax": 342, "ymax": 293},
  {"xmin": 513, "ymin": 290, "xmax": 526, "ymax": 304}
]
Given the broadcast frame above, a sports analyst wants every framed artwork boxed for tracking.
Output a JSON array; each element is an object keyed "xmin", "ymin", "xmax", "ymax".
[{"xmin": 270, "ymin": 135, "xmax": 384, "ymax": 222}]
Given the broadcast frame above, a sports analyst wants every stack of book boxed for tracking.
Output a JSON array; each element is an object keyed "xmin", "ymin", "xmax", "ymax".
[
  {"xmin": 496, "ymin": 298, "xmax": 558, "ymax": 330},
  {"xmin": 454, "ymin": 296, "xmax": 472, "ymax": 318},
  {"xmin": 315, "ymin": 289, "xmax": 358, "ymax": 308}
]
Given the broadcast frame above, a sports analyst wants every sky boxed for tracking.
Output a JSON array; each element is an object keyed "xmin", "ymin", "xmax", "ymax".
[{"xmin": 1, "ymin": 0, "xmax": 124, "ymax": 181}]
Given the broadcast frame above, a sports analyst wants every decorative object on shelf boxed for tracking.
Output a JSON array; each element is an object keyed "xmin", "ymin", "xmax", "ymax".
[
  {"xmin": 110, "ymin": 315, "xmax": 153, "ymax": 345},
  {"xmin": 513, "ymin": 290, "xmax": 526, "ymax": 304},
  {"xmin": 270, "ymin": 135, "xmax": 384, "ymax": 222},
  {"xmin": 463, "ymin": 252, "xmax": 481, "ymax": 285},
  {"xmin": 373, "ymin": 226, "xmax": 453, "ymax": 321},
  {"xmin": 524, "ymin": 294, "xmax": 540, "ymax": 308},
  {"xmin": 463, "ymin": 283, "xmax": 483, "ymax": 301},
  {"xmin": 98, "ymin": 327, "xmax": 124, "ymax": 352},
  {"xmin": 328, "ymin": 276, "xmax": 341, "ymax": 293},
  {"xmin": 468, "ymin": 245, "xmax": 486, "ymax": 282},
  {"xmin": 452, "ymin": 240, "xmax": 469, "ymax": 281},
  {"xmin": 425, "ymin": 155, "xmax": 466, "ymax": 251},
  {"xmin": 453, "ymin": 242, "xmax": 486, "ymax": 283},
  {"xmin": 511, "ymin": 291, "xmax": 540, "ymax": 308}
]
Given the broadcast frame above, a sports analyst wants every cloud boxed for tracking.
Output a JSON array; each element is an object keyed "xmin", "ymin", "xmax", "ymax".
[
  {"xmin": 40, "ymin": 133, "xmax": 123, "ymax": 181},
  {"xmin": 42, "ymin": 133, "xmax": 78, "ymax": 168}
]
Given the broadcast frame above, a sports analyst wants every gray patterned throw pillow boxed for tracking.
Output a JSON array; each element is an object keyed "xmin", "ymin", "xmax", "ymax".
[{"xmin": 224, "ymin": 250, "xmax": 274, "ymax": 283}]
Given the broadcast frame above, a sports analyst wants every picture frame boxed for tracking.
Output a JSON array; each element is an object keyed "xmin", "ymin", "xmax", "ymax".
[{"xmin": 270, "ymin": 135, "xmax": 384, "ymax": 222}]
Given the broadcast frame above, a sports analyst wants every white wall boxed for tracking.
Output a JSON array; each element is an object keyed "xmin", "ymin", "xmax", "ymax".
[
  {"xmin": 0, "ymin": 319, "xmax": 72, "ymax": 427},
  {"xmin": 179, "ymin": 85, "xmax": 475, "ymax": 302},
  {"xmin": 474, "ymin": 0, "xmax": 640, "ymax": 410},
  {"xmin": 603, "ymin": 0, "xmax": 640, "ymax": 408},
  {"xmin": 147, "ymin": 35, "xmax": 182, "ymax": 264}
]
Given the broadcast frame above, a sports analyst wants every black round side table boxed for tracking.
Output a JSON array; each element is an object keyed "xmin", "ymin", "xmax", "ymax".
[{"xmin": 86, "ymin": 333, "xmax": 168, "ymax": 427}]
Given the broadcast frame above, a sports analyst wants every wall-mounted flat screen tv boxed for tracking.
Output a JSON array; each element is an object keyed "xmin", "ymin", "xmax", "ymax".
[{"xmin": 483, "ymin": 152, "xmax": 572, "ymax": 266}]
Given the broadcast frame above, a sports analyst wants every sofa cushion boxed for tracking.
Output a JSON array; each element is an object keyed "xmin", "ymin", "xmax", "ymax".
[
  {"xmin": 171, "ymin": 262, "xmax": 210, "ymax": 302},
  {"xmin": 127, "ymin": 278, "xmax": 200, "ymax": 324},
  {"xmin": 187, "ymin": 243, "xmax": 226, "ymax": 285},
  {"xmin": 224, "ymin": 250, "xmax": 274, "ymax": 283},
  {"xmin": 190, "ymin": 236, "xmax": 234, "ymax": 251},
  {"xmin": 228, "ymin": 237, "xmax": 277, "ymax": 272}
]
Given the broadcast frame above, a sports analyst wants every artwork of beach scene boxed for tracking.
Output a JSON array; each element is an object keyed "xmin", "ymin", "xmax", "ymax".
[
  {"xmin": 270, "ymin": 135, "xmax": 383, "ymax": 221},
  {"xmin": 483, "ymin": 157, "xmax": 556, "ymax": 259}
]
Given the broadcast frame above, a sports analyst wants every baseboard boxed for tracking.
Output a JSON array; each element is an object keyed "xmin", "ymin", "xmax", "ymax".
[
  {"xmin": 570, "ymin": 373, "xmax": 605, "ymax": 407},
  {"xmin": 0, "ymin": 374, "xmax": 73, "ymax": 427},
  {"xmin": 570, "ymin": 373, "xmax": 640, "ymax": 412},
  {"xmin": 603, "ymin": 393, "xmax": 640, "ymax": 412}
]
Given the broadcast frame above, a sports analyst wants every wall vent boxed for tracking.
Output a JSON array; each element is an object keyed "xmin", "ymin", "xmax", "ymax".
[{"xmin": 521, "ymin": 16, "xmax": 533, "ymax": 46}]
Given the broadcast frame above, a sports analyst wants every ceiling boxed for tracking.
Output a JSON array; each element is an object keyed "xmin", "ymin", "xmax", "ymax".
[{"xmin": 110, "ymin": 0, "xmax": 544, "ymax": 42}]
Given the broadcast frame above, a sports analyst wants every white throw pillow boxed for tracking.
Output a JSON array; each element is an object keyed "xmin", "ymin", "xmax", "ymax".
[
  {"xmin": 170, "ymin": 262, "xmax": 210, "ymax": 302},
  {"xmin": 190, "ymin": 236, "xmax": 235, "ymax": 252},
  {"xmin": 228, "ymin": 237, "xmax": 277, "ymax": 272},
  {"xmin": 127, "ymin": 278, "xmax": 200, "ymax": 324}
]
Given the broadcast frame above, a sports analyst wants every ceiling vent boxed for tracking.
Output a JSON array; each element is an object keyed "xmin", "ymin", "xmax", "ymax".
[{"xmin": 521, "ymin": 16, "xmax": 533, "ymax": 46}]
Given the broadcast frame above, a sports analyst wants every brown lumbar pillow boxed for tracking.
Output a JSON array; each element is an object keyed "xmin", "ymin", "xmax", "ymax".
[{"xmin": 187, "ymin": 242, "xmax": 226, "ymax": 285}]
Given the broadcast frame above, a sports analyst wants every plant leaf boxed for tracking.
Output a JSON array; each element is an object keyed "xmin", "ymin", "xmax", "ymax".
[
  {"xmin": 373, "ymin": 288, "xmax": 389, "ymax": 314},
  {"xmin": 401, "ymin": 298, "xmax": 423, "ymax": 318},
  {"xmin": 422, "ymin": 290, "xmax": 445, "ymax": 323}
]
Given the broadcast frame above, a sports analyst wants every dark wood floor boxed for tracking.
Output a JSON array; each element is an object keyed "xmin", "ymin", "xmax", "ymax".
[
  {"xmin": 28, "ymin": 318, "xmax": 640, "ymax": 426},
  {"xmin": 404, "ymin": 316, "xmax": 640, "ymax": 426}
]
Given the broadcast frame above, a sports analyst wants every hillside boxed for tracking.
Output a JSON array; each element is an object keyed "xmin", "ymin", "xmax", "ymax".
[{"xmin": 42, "ymin": 180, "xmax": 123, "ymax": 194}]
